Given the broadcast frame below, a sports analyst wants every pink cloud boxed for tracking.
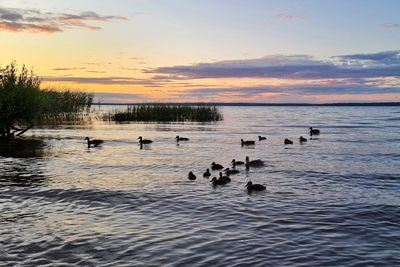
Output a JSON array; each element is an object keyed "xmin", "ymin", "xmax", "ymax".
[{"xmin": 276, "ymin": 12, "xmax": 304, "ymax": 20}]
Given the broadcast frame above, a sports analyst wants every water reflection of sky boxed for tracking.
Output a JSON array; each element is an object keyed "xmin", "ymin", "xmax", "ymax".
[{"xmin": 1, "ymin": 106, "xmax": 400, "ymax": 266}]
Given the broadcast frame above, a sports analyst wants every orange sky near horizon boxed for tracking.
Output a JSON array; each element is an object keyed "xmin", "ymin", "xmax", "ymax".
[{"xmin": 1, "ymin": 0, "xmax": 399, "ymax": 103}]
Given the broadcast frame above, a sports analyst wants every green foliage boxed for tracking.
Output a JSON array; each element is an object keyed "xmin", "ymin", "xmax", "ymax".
[
  {"xmin": 0, "ymin": 62, "xmax": 93, "ymax": 138},
  {"xmin": 104, "ymin": 104, "xmax": 223, "ymax": 122}
]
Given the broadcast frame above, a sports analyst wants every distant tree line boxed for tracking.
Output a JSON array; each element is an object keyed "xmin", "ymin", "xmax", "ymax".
[{"xmin": 0, "ymin": 62, "xmax": 93, "ymax": 138}]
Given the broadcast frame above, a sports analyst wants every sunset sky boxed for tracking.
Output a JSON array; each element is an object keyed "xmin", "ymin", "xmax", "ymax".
[{"xmin": 1, "ymin": 0, "xmax": 399, "ymax": 103}]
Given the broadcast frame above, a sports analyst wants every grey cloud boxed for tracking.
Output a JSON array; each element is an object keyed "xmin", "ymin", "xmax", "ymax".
[
  {"xmin": 0, "ymin": 7, "xmax": 127, "ymax": 34},
  {"xmin": 0, "ymin": 8, "xmax": 23, "ymax": 21},
  {"xmin": 379, "ymin": 23, "xmax": 400, "ymax": 29},
  {"xmin": 336, "ymin": 50, "xmax": 400, "ymax": 64},
  {"xmin": 149, "ymin": 51, "xmax": 400, "ymax": 80},
  {"xmin": 94, "ymin": 92, "xmax": 142, "ymax": 99},
  {"xmin": 171, "ymin": 84, "xmax": 400, "ymax": 99}
]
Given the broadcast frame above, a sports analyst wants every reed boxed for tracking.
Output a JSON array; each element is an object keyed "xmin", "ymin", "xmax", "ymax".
[
  {"xmin": 0, "ymin": 62, "xmax": 93, "ymax": 138},
  {"xmin": 104, "ymin": 104, "xmax": 223, "ymax": 122}
]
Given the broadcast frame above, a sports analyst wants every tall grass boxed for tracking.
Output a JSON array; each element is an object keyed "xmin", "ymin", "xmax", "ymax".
[
  {"xmin": 0, "ymin": 62, "xmax": 93, "ymax": 137},
  {"xmin": 104, "ymin": 104, "xmax": 223, "ymax": 122},
  {"xmin": 33, "ymin": 89, "xmax": 93, "ymax": 125}
]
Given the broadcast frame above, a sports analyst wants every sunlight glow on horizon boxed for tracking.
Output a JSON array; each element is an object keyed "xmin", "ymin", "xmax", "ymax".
[{"xmin": 1, "ymin": 0, "xmax": 399, "ymax": 103}]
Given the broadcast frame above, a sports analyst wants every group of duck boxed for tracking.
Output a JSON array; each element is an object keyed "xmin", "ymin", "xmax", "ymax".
[
  {"xmin": 186, "ymin": 127, "xmax": 320, "ymax": 193},
  {"xmin": 84, "ymin": 127, "xmax": 320, "ymax": 193},
  {"xmin": 84, "ymin": 135, "xmax": 187, "ymax": 148},
  {"xmin": 188, "ymin": 156, "xmax": 267, "ymax": 192}
]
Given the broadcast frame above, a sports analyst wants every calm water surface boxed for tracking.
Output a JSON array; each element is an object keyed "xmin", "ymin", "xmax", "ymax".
[{"xmin": 1, "ymin": 106, "xmax": 399, "ymax": 266}]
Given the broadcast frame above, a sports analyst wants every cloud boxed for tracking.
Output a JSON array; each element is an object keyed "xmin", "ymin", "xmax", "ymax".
[
  {"xmin": 149, "ymin": 51, "xmax": 400, "ymax": 80},
  {"xmin": 53, "ymin": 67, "xmax": 87, "ymax": 71},
  {"xmin": 44, "ymin": 76, "xmax": 152, "ymax": 85},
  {"xmin": 0, "ymin": 21, "xmax": 61, "ymax": 34},
  {"xmin": 40, "ymin": 50, "xmax": 400, "ymax": 103},
  {"xmin": 336, "ymin": 50, "xmax": 400, "ymax": 64},
  {"xmin": 276, "ymin": 12, "xmax": 304, "ymax": 20},
  {"xmin": 378, "ymin": 23, "xmax": 400, "ymax": 29},
  {"xmin": 94, "ymin": 92, "xmax": 143, "ymax": 103},
  {"xmin": 171, "ymin": 84, "xmax": 400, "ymax": 100},
  {"xmin": 0, "ymin": 7, "xmax": 127, "ymax": 34},
  {"xmin": 43, "ymin": 75, "xmax": 175, "ymax": 86}
]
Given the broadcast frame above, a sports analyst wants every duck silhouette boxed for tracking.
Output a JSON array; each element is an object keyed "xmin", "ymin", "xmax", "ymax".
[
  {"xmin": 258, "ymin": 136, "xmax": 267, "ymax": 141},
  {"xmin": 176, "ymin": 136, "xmax": 189, "ymax": 142},
  {"xmin": 211, "ymin": 177, "xmax": 229, "ymax": 186},
  {"xmin": 241, "ymin": 139, "xmax": 255, "ymax": 146},
  {"xmin": 299, "ymin": 136, "xmax": 308, "ymax": 142},
  {"xmin": 232, "ymin": 159, "xmax": 245, "ymax": 167},
  {"xmin": 309, "ymin": 127, "xmax": 320, "ymax": 135},
  {"xmin": 84, "ymin": 137, "xmax": 103, "ymax": 148},
  {"xmin": 245, "ymin": 156, "xmax": 264, "ymax": 168},
  {"xmin": 211, "ymin": 162, "xmax": 224, "ymax": 170},
  {"xmin": 245, "ymin": 181, "xmax": 266, "ymax": 192},
  {"xmin": 138, "ymin": 136, "xmax": 153, "ymax": 144},
  {"xmin": 188, "ymin": 171, "xmax": 196, "ymax": 180},
  {"xmin": 203, "ymin": 169, "xmax": 211, "ymax": 178},
  {"xmin": 224, "ymin": 168, "xmax": 240, "ymax": 175},
  {"xmin": 284, "ymin": 138, "xmax": 293, "ymax": 145},
  {"xmin": 219, "ymin": 172, "xmax": 231, "ymax": 182}
]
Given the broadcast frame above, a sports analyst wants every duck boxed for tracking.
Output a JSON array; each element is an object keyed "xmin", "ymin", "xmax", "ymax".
[
  {"xmin": 188, "ymin": 171, "xmax": 196, "ymax": 180},
  {"xmin": 84, "ymin": 137, "xmax": 103, "ymax": 148},
  {"xmin": 224, "ymin": 168, "xmax": 240, "ymax": 175},
  {"xmin": 258, "ymin": 136, "xmax": 267, "ymax": 141},
  {"xmin": 138, "ymin": 136, "xmax": 153, "ymax": 144},
  {"xmin": 219, "ymin": 172, "xmax": 231, "ymax": 182},
  {"xmin": 211, "ymin": 177, "xmax": 229, "ymax": 186},
  {"xmin": 309, "ymin": 127, "xmax": 320, "ymax": 135},
  {"xmin": 176, "ymin": 135, "xmax": 189, "ymax": 142},
  {"xmin": 241, "ymin": 139, "xmax": 255, "ymax": 146},
  {"xmin": 232, "ymin": 159, "xmax": 245, "ymax": 167},
  {"xmin": 245, "ymin": 181, "xmax": 266, "ymax": 192},
  {"xmin": 211, "ymin": 162, "xmax": 224, "ymax": 170},
  {"xmin": 299, "ymin": 136, "xmax": 308, "ymax": 142},
  {"xmin": 245, "ymin": 156, "xmax": 264, "ymax": 168},
  {"xmin": 203, "ymin": 169, "xmax": 211, "ymax": 178},
  {"xmin": 284, "ymin": 138, "xmax": 293, "ymax": 145}
]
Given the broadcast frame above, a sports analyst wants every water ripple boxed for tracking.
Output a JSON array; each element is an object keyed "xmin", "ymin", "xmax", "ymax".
[{"xmin": 1, "ymin": 106, "xmax": 400, "ymax": 266}]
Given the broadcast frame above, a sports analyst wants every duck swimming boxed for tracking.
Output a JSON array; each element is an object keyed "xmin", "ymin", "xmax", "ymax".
[
  {"xmin": 309, "ymin": 127, "xmax": 320, "ymax": 135},
  {"xmin": 188, "ymin": 171, "xmax": 196, "ymax": 180},
  {"xmin": 245, "ymin": 181, "xmax": 266, "ymax": 192},
  {"xmin": 224, "ymin": 168, "xmax": 240, "ymax": 175},
  {"xmin": 232, "ymin": 159, "xmax": 245, "ymax": 167},
  {"xmin": 176, "ymin": 136, "xmax": 189, "ymax": 142},
  {"xmin": 211, "ymin": 162, "xmax": 224, "ymax": 170},
  {"xmin": 211, "ymin": 177, "xmax": 229, "ymax": 186},
  {"xmin": 241, "ymin": 139, "xmax": 256, "ymax": 146},
  {"xmin": 245, "ymin": 156, "xmax": 264, "ymax": 168},
  {"xmin": 138, "ymin": 136, "xmax": 153, "ymax": 144},
  {"xmin": 284, "ymin": 138, "xmax": 293, "ymax": 145},
  {"xmin": 258, "ymin": 136, "xmax": 267, "ymax": 141},
  {"xmin": 84, "ymin": 137, "xmax": 103, "ymax": 148},
  {"xmin": 203, "ymin": 169, "xmax": 211, "ymax": 178},
  {"xmin": 299, "ymin": 136, "xmax": 308, "ymax": 142},
  {"xmin": 219, "ymin": 172, "xmax": 231, "ymax": 182}
]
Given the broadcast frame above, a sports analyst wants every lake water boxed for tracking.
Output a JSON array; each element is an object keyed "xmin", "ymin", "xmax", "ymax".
[{"xmin": 1, "ymin": 106, "xmax": 399, "ymax": 266}]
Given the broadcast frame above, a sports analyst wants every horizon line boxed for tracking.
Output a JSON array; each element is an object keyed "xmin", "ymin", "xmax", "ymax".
[{"xmin": 93, "ymin": 102, "xmax": 400, "ymax": 107}]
